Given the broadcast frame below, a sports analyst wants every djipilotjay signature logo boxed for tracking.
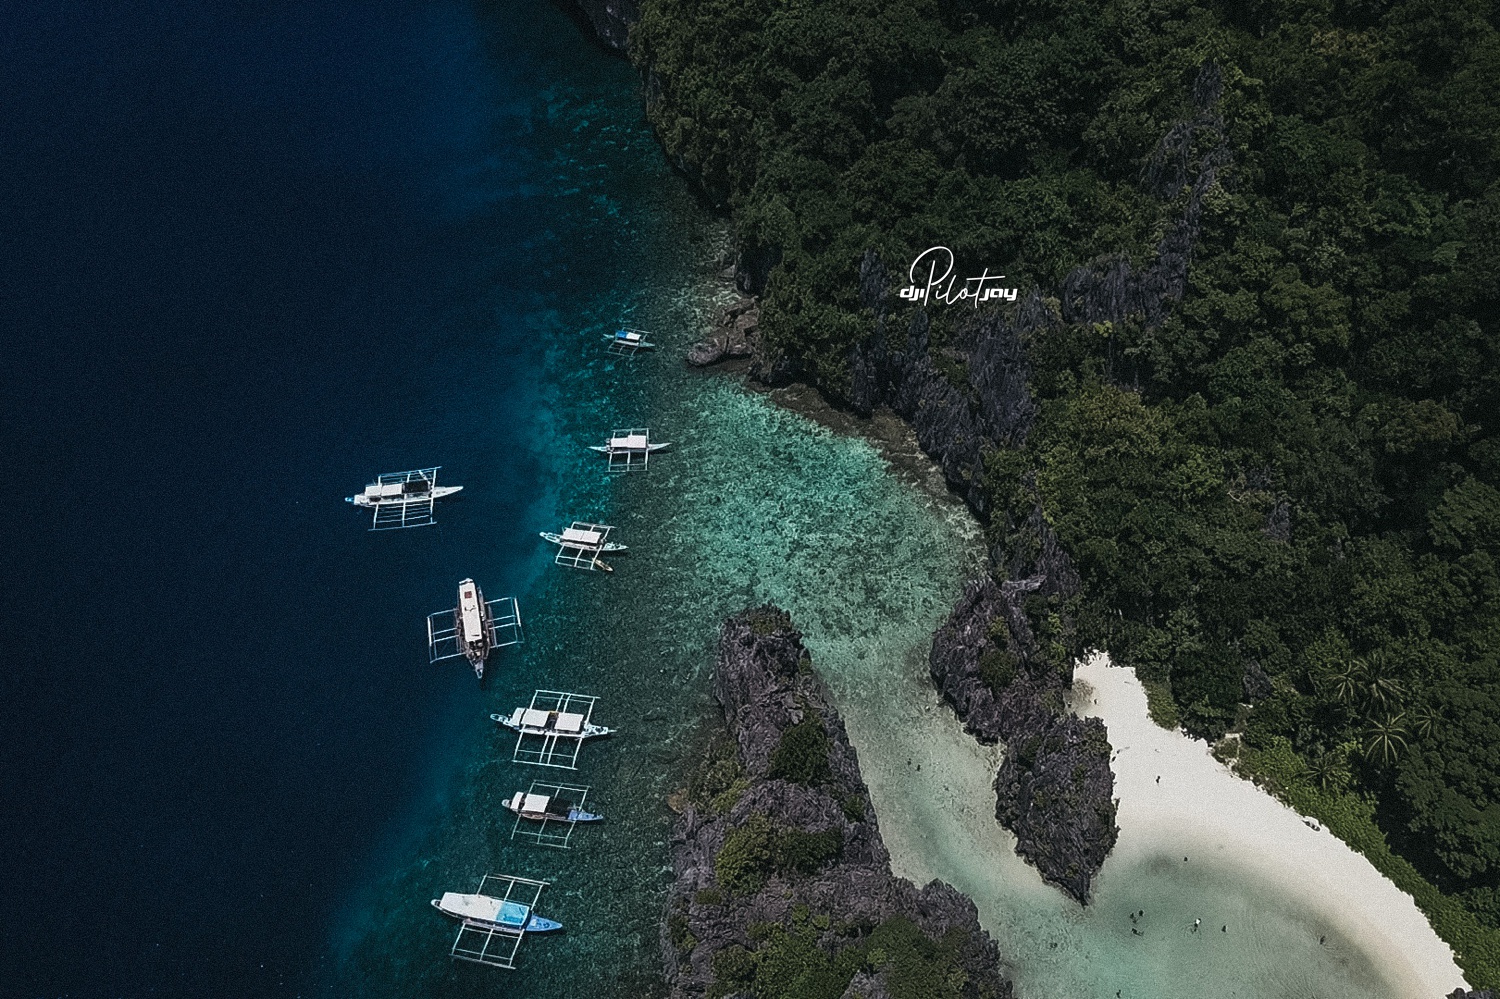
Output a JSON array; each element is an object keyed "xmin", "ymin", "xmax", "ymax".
[{"xmin": 897, "ymin": 245, "xmax": 1018, "ymax": 307}]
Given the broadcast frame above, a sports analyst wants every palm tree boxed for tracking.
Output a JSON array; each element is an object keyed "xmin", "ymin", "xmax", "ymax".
[
  {"xmin": 1407, "ymin": 704, "xmax": 1436, "ymax": 740},
  {"xmin": 1362, "ymin": 714, "xmax": 1408, "ymax": 766},
  {"xmin": 1328, "ymin": 660, "xmax": 1366, "ymax": 705},
  {"xmin": 1301, "ymin": 750, "xmax": 1345, "ymax": 792},
  {"xmin": 1361, "ymin": 652, "xmax": 1406, "ymax": 710}
]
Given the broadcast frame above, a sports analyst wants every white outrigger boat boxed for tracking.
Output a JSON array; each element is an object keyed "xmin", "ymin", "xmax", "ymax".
[
  {"xmin": 589, "ymin": 427, "xmax": 670, "ymax": 472},
  {"xmin": 493, "ymin": 690, "xmax": 614, "ymax": 769},
  {"xmin": 603, "ymin": 326, "xmax": 656, "ymax": 355},
  {"xmin": 505, "ymin": 788, "xmax": 602, "ymax": 824},
  {"xmin": 346, "ymin": 466, "xmax": 460, "ymax": 530},
  {"xmin": 505, "ymin": 782, "xmax": 600, "ymax": 850},
  {"xmin": 432, "ymin": 874, "xmax": 560, "ymax": 970},
  {"xmin": 427, "ymin": 579, "xmax": 523, "ymax": 680},
  {"xmin": 540, "ymin": 521, "xmax": 625, "ymax": 571}
]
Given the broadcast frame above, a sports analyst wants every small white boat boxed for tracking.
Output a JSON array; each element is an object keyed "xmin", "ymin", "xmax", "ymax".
[
  {"xmin": 538, "ymin": 530, "xmax": 628, "ymax": 552},
  {"xmin": 347, "ymin": 467, "xmax": 460, "ymax": 530},
  {"xmin": 491, "ymin": 706, "xmax": 615, "ymax": 741},
  {"xmin": 348, "ymin": 481, "xmax": 462, "ymax": 508},
  {"xmin": 588, "ymin": 428, "xmax": 670, "ymax": 473},
  {"xmin": 588, "ymin": 441, "xmax": 669, "ymax": 455},
  {"xmin": 603, "ymin": 327, "xmax": 657, "ymax": 355},
  {"xmin": 504, "ymin": 790, "xmax": 603, "ymax": 824},
  {"xmin": 431, "ymin": 892, "xmax": 563, "ymax": 934},
  {"xmin": 455, "ymin": 578, "xmax": 492, "ymax": 678},
  {"xmin": 427, "ymin": 587, "xmax": 522, "ymax": 678}
]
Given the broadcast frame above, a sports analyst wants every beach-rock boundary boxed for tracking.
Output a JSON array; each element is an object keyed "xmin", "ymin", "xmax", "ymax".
[
  {"xmin": 662, "ymin": 605, "xmax": 1010, "ymax": 999},
  {"xmin": 930, "ymin": 573, "xmax": 1117, "ymax": 903}
]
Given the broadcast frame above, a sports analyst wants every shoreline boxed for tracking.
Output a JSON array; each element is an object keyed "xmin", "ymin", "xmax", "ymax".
[
  {"xmin": 1074, "ymin": 654, "xmax": 1467, "ymax": 998},
  {"xmin": 678, "ymin": 276, "xmax": 1469, "ymax": 998}
]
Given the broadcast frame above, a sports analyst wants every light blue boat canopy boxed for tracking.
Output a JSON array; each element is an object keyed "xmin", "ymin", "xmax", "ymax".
[{"xmin": 497, "ymin": 900, "xmax": 530, "ymax": 928}]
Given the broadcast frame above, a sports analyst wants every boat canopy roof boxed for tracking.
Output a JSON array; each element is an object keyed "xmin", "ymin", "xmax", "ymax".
[
  {"xmin": 560, "ymin": 527, "xmax": 602, "ymax": 545},
  {"xmin": 555, "ymin": 712, "xmax": 585, "ymax": 733},
  {"xmin": 615, "ymin": 433, "xmax": 649, "ymax": 449},
  {"xmin": 521, "ymin": 707, "xmax": 550, "ymax": 728},
  {"xmin": 439, "ymin": 891, "xmax": 530, "ymax": 927},
  {"xmin": 522, "ymin": 792, "xmax": 550, "ymax": 813}
]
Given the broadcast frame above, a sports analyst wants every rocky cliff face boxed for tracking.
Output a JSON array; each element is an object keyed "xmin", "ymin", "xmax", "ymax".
[
  {"xmin": 852, "ymin": 66, "xmax": 1229, "ymax": 902},
  {"xmin": 663, "ymin": 606, "xmax": 1010, "ymax": 999},
  {"xmin": 929, "ymin": 575, "xmax": 1117, "ymax": 903},
  {"xmin": 557, "ymin": 0, "xmax": 638, "ymax": 51}
]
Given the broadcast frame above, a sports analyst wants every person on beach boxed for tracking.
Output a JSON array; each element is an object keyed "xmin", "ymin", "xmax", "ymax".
[{"xmin": 1193, "ymin": 918, "xmax": 1201, "ymax": 932}]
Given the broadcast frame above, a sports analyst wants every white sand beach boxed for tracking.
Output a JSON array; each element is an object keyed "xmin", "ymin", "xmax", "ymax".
[
  {"xmin": 1074, "ymin": 654, "xmax": 1467, "ymax": 998},
  {"xmin": 815, "ymin": 632, "xmax": 1471, "ymax": 999}
]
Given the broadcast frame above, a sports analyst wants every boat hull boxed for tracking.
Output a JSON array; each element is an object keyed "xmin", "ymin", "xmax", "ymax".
[
  {"xmin": 348, "ymin": 485, "xmax": 462, "ymax": 507},
  {"xmin": 490, "ymin": 712, "xmax": 614, "ymax": 740},
  {"xmin": 588, "ymin": 444, "xmax": 670, "ymax": 454},
  {"xmin": 602, "ymin": 334, "xmax": 655, "ymax": 350},
  {"xmin": 538, "ymin": 532, "xmax": 627, "ymax": 552},
  {"xmin": 430, "ymin": 898, "xmax": 563, "ymax": 934},
  {"xmin": 456, "ymin": 578, "xmax": 493, "ymax": 680}
]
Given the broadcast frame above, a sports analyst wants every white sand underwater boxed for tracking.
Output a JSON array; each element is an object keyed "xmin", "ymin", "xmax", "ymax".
[{"xmin": 816, "ymin": 643, "xmax": 1469, "ymax": 999}]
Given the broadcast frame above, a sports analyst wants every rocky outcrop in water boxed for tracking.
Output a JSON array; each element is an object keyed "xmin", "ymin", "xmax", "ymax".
[
  {"xmin": 687, "ymin": 297, "xmax": 759, "ymax": 366},
  {"xmin": 929, "ymin": 572, "xmax": 1117, "ymax": 903},
  {"xmin": 662, "ymin": 605, "xmax": 1010, "ymax": 999}
]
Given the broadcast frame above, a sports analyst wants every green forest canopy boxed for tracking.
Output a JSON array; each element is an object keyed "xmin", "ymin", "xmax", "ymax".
[{"xmin": 631, "ymin": 0, "xmax": 1500, "ymax": 982}]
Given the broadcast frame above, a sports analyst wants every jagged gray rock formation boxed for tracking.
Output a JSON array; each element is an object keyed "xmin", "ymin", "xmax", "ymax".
[
  {"xmin": 687, "ymin": 298, "xmax": 759, "ymax": 366},
  {"xmin": 860, "ymin": 65, "xmax": 1231, "ymax": 901},
  {"xmin": 662, "ymin": 605, "xmax": 1010, "ymax": 999},
  {"xmin": 556, "ymin": 0, "xmax": 638, "ymax": 51},
  {"xmin": 929, "ymin": 575, "xmax": 1117, "ymax": 903}
]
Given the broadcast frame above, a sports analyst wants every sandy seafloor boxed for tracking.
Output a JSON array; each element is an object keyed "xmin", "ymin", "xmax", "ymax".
[{"xmin": 328, "ymin": 22, "xmax": 1468, "ymax": 999}]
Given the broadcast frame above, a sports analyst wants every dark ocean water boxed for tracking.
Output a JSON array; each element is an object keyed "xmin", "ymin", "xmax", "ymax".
[{"xmin": 0, "ymin": 3, "xmax": 677, "ymax": 995}]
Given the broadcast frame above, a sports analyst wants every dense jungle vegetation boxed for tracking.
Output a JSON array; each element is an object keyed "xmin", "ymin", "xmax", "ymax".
[{"xmin": 630, "ymin": 0, "xmax": 1500, "ymax": 984}]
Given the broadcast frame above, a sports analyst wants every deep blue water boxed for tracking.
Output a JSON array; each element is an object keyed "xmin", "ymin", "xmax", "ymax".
[{"xmin": 0, "ymin": 3, "xmax": 644, "ymax": 995}]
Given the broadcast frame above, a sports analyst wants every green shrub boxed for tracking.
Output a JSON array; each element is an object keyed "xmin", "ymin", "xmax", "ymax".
[
  {"xmin": 715, "ymin": 813, "xmax": 777, "ymax": 896},
  {"xmin": 690, "ymin": 737, "xmax": 751, "ymax": 815},
  {"xmin": 713, "ymin": 812, "xmax": 845, "ymax": 897},
  {"xmin": 769, "ymin": 710, "xmax": 833, "ymax": 786},
  {"xmin": 977, "ymin": 646, "xmax": 1019, "ymax": 697}
]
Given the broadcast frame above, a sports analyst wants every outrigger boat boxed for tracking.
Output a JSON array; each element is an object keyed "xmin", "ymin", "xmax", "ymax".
[
  {"xmin": 493, "ymin": 690, "xmax": 614, "ymax": 770},
  {"xmin": 603, "ymin": 326, "xmax": 656, "ymax": 355},
  {"xmin": 505, "ymin": 781, "xmax": 600, "ymax": 849},
  {"xmin": 432, "ymin": 874, "xmax": 560, "ymax": 970},
  {"xmin": 588, "ymin": 427, "xmax": 669, "ymax": 472},
  {"xmin": 505, "ymin": 789, "xmax": 603, "ymax": 824},
  {"xmin": 346, "ymin": 467, "xmax": 460, "ymax": 530},
  {"xmin": 431, "ymin": 892, "xmax": 562, "ymax": 934},
  {"xmin": 427, "ymin": 580, "xmax": 523, "ymax": 680},
  {"xmin": 540, "ymin": 521, "xmax": 625, "ymax": 571},
  {"xmin": 492, "ymin": 704, "xmax": 614, "ymax": 742}
]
